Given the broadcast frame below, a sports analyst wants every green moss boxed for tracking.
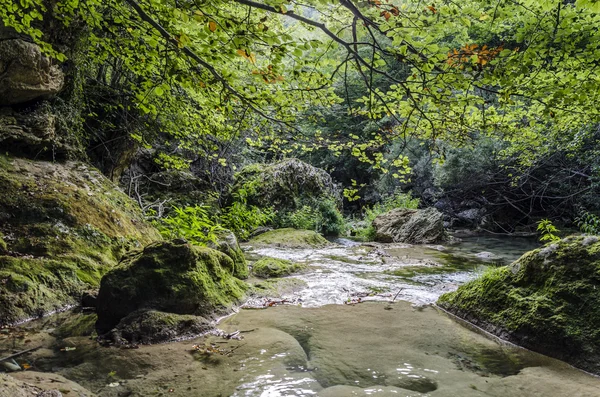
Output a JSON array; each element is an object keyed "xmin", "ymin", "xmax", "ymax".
[
  {"xmin": 252, "ymin": 257, "xmax": 304, "ymax": 278},
  {"xmin": 248, "ymin": 228, "xmax": 330, "ymax": 248},
  {"xmin": 0, "ymin": 155, "xmax": 161, "ymax": 325},
  {"xmin": 210, "ymin": 230, "xmax": 248, "ymax": 279},
  {"xmin": 112, "ymin": 310, "xmax": 211, "ymax": 344},
  {"xmin": 249, "ymin": 277, "xmax": 308, "ymax": 298},
  {"xmin": 438, "ymin": 235, "xmax": 600, "ymax": 374},
  {"xmin": 95, "ymin": 241, "xmax": 248, "ymax": 333},
  {"xmin": 0, "ymin": 236, "xmax": 6, "ymax": 253}
]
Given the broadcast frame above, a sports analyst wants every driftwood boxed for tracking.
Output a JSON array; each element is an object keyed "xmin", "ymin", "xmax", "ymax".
[{"xmin": 0, "ymin": 346, "xmax": 41, "ymax": 363}]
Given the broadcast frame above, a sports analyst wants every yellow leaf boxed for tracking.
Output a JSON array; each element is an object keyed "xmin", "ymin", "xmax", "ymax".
[{"xmin": 208, "ymin": 21, "xmax": 217, "ymax": 32}]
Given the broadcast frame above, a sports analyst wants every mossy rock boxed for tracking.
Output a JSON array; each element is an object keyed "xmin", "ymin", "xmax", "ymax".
[
  {"xmin": 438, "ymin": 235, "xmax": 600, "ymax": 374},
  {"xmin": 209, "ymin": 229, "xmax": 248, "ymax": 279},
  {"xmin": 231, "ymin": 158, "xmax": 340, "ymax": 211},
  {"xmin": 0, "ymin": 155, "xmax": 160, "ymax": 326},
  {"xmin": 252, "ymin": 257, "xmax": 304, "ymax": 278},
  {"xmin": 95, "ymin": 241, "xmax": 247, "ymax": 334},
  {"xmin": 106, "ymin": 309, "xmax": 211, "ymax": 344},
  {"xmin": 248, "ymin": 228, "xmax": 331, "ymax": 248},
  {"xmin": 249, "ymin": 277, "xmax": 308, "ymax": 298}
]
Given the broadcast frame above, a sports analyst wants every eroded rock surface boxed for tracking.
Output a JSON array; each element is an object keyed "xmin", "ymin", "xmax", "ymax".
[{"xmin": 0, "ymin": 39, "xmax": 64, "ymax": 106}]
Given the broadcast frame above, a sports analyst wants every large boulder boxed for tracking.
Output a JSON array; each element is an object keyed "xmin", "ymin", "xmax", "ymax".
[
  {"xmin": 231, "ymin": 158, "xmax": 340, "ymax": 211},
  {"xmin": 372, "ymin": 208, "xmax": 447, "ymax": 244},
  {"xmin": 438, "ymin": 235, "xmax": 600, "ymax": 375},
  {"xmin": 248, "ymin": 228, "xmax": 331, "ymax": 249},
  {"xmin": 0, "ymin": 155, "xmax": 160, "ymax": 326},
  {"xmin": 95, "ymin": 241, "xmax": 247, "ymax": 335},
  {"xmin": 0, "ymin": 39, "xmax": 64, "ymax": 106}
]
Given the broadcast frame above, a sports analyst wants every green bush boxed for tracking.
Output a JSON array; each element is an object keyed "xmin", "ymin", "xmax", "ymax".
[
  {"xmin": 277, "ymin": 197, "xmax": 346, "ymax": 236},
  {"xmin": 220, "ymin": 201, "xmax": 274, "ymax": 241},
  {"xmin": 576, "ymin": 211, "xmax": 600, "ymax": 235},
  {"xmin": 355, "ymin": 192, "xmax": 419, "ymax": 240},
  {"xmin": 154, "ymin": 205, "xmax": 223, "ymax": 245}
]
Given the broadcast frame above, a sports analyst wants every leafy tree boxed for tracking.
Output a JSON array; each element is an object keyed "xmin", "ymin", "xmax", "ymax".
[{"xmin": 3, "ymin": 0, "xmax": 600, "ymax": 228}]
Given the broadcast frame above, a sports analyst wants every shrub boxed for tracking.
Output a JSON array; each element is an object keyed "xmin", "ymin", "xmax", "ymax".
[
  {"xmin": 277, "ymin": 197, "xmax": 346, "ymax": 236},
  {"xmin": 219, "ymin": 201, "xmax": 274, "ymax": 241},
  {"xmin": 154, "ymin": 205, "xmax": 223, "ymax": 245},
  {"xmin": 576, "ymin": 211, "xmax": 600, "ymax": 235}
]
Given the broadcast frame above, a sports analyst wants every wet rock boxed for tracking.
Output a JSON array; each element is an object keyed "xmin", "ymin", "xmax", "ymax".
[
  {"xmin": 81, "ymin": 292, "xmax": 98, "ymax": 308},
  {"xmin": 474, "ymin": 251, "xmax": 497, "ymax": 259},
  {"xmin": 209, "ymin": 229, "xmax": 248, "ymax": 279},
  {"xmin": 105, "ymin": 309, "xmax": 211, "ymax": 344},
  {"xmin": 248, "ymin": 228, "xmax": 331, "ymax": 248},
  {"xmin": 456, "ymin": 208, "xmax": 486, "ymax": 226},
  {"xmin": 252, "ymin": 257, "xmax": 304, "ymax": 278},
  {"xmin": 95, "ymin": 241, "xmax": 247, "ymax": 335},
  {"xmin": 0, "ymin": 156, "xmax": 160, "ymax": 326},
  {"xmin": 372, "ymin": 207, "xmax": 447, "ymax": 244},
  {"xmin": 0, "ymin": 39, "xmax": 64, "ymax": 106},
  {"xmin": 249, "ymin": 226, "xmax": 273, "ymax": 239},
  {"xmin": 1, "ymin": 372, "xmax": 96, "ymax": 397},
  {"xmin": 438, "ymin": 235, "xmax": 600, "ymax": 375}
]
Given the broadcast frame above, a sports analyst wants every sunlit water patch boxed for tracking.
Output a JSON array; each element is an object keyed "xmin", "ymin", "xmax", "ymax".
[{"xmin": 244, "ymin": 235, "xmax": 539, "ymax": 307}]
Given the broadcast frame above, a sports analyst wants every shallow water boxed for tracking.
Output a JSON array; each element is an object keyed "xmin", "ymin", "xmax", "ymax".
[
  {"xmin": 1, "ymin": 235, "xmax": 599, "ymax": 396},
  {"xmin": 244, "ymin": 235, "xmax": 539, "ymax": 308}
]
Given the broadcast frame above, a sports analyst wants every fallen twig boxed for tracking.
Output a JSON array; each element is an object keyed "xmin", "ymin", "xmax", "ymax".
[{"xmin": 0, "ymin": 346, "xmax": 41, "ymax": 363}]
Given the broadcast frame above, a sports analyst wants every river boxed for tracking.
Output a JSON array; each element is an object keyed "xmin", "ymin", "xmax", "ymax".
[{"xmin": 1, "ymin": 235, "xmax": 599, "ymax": 396}]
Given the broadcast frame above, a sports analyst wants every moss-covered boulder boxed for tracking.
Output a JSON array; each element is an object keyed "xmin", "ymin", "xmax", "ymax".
[
  {"xmin": 231, "ymin": 158, "xmax": 340, "ymax": 211},
  {"xmin": 95, "ymin": 241, "xmax": 247, "ymax": 334},
  {"xmin": 106, "ymin": 309, "xmax": 212, "ymax": 344},
  {"xmin": 209, "ymin": 229, "xmax": 248, "ymax": 279},
  {"xmin": 0, "ymin": 155, "xmax": 160, "ymax": 326},
  {"xmin": 438, "ymin": 235, "xmax": 600, "ymax": 374},
  {"xmin": 248, "ymin": 228, "xmax": 331, "ymax": 248},
  {"xmin": 252, "ymin": 257, "xmax": 304, "ymax": 278}
]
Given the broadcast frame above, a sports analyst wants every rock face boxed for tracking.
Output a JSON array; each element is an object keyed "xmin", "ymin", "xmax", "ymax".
[
  {"xmin": 438, "ymin": 235, "xmax": 600, "ymax": 375},
  {"xmin": 95, "ymin": 241, "xmax": 247, "ymax": 335},
  {"xmin": 252, "ymin": 257, "xmax": 303, "ymax": 278},
  {"xmin": 231, "ymin": 158, "xmax": 340, "ymax": 211},
  {"xmin": 372, "ymin": 208, "xmax": 447, "ymax": 244},
  {"xmin": 0, "ymin": 155, "xmax": 160, "ymax": 326},
  {"xmin": 248, "ymin": 228, "xmax": 331, "ymax": 248},
  {"xmin": 0, "ymin": 39, "xmax": 64, "ymax": 106}
]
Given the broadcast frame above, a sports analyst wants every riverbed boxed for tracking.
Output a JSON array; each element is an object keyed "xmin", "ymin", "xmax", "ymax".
[{"xmin": 1, "ymin": 235, "xmax": 599, "ymax": 396}]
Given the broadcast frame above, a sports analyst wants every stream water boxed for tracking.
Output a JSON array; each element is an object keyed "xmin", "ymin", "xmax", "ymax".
[{"xmin": 2, "ymin": 235, "xmax": 600, "ymax": 396}]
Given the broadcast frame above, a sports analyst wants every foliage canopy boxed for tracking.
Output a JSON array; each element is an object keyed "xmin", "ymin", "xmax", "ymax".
[{"xmin": 2, "ymin": 0, "xmax": 600, "ymax": 176}]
